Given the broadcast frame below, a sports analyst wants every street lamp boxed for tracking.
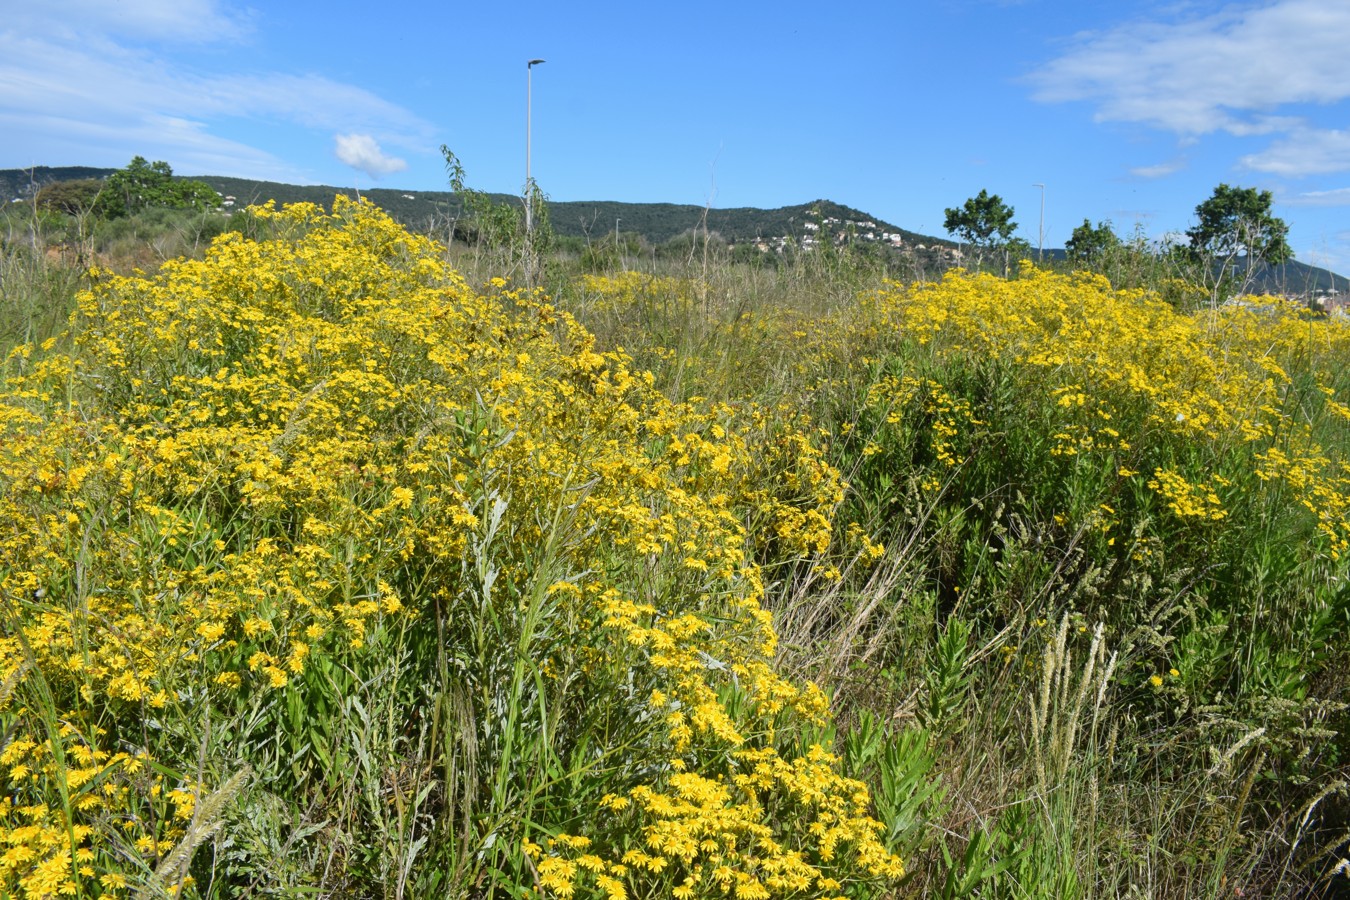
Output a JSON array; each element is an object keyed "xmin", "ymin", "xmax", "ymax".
[
  {"xmin": 1032, "ymin": 183, "xmax": 1045, "ymax": 263},
  {"xmin": 525, "ymin": 58, "xmax": 545, "ymax": 239}
]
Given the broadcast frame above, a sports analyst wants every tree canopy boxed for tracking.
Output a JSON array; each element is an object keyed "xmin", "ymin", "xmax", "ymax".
[
  {"xmin": 35, "ymin": 179, "xmax": 103, "ymax": 216},
  {"xmin": 943, "ymin": 189, "xmax": 1017, "ymax": 249},
  {"xmin": 94, "ymin": 156, "xmax": 220, "ymax": 219},
  {"xmin": 1186, "ymin": 183, "xmax": 1292, "ymax": 266},
  {"xmin": 1065, "ymin": 219, "xmax": 1120, "ymax": 266}
]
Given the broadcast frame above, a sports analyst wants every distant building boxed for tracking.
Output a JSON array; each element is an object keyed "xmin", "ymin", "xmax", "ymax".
[{"xmin": 1309, "ymin": 290, "xmax": 1350, "ymax": 316}]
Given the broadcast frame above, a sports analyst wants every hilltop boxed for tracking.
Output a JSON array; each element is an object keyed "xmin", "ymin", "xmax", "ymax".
[
  {"xmin": 0, "ymin": 166, "xmax": 934, "ymax": 246},
  {"xmin": 182, "ymin": 175, "xmax": 947, "ymax": 253}
]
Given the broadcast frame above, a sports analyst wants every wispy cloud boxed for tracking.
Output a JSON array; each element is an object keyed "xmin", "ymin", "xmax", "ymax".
[
  {"xmin": 0, "ymin": 2, "xmax": 432, "ymax": 180},
  {"xmin": 1284, "ymin": 187, "xmax": 1350, "ymax": 207},
  {"xmin": 1242, "ymin": 127, "xmax": 1350, "ymax": 176},
  {"xmin": 335, "ymin": 134, "xmax": 407, "ymax": 179},
  {"xmin": 1129, "ymin": 158, "xmax": 1186, "ymax": 179},
  {"xmin": 6, "ymin": 0, "xmax": 254, "ymax": 42},
  {"xmin": 1030, "ymin": 2, "xmax": 1350, "ymax": 135}
]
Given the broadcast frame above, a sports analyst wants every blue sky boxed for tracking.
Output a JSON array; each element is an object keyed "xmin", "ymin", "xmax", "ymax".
[{"xmin": 5, "ymin": 0, "xmax": 1350, "ymax": 273}]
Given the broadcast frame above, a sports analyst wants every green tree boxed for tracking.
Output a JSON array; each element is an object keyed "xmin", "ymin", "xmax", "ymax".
[
  {"xmin": 1185, "ymin": 183, "xmax": 1293, "ymax": 302},
  {"xmin": 1004, "ymin": 236, "xmax": 1033, "ymax": 259},
  {"xmin": 173, "ymin": 179, "xmax": 223, "ymax": 212},
  {"xmin": 1186, "ymin": 183, "xmax": 1292, "ymax": 265},
  {"xmin": 1065, "ymin": 219, "xmax": 1120, "ymax": 266},
  {"xmin": 35, "ymin": 179, "xmax": 103, "ymax": 216},
  {"xmin": 944, "ymin": 190, "xmax": 1017, "ymax": 268},
  {"xmin": 93, "ymin": 156, "xmax": 220, "ymax": 219}
]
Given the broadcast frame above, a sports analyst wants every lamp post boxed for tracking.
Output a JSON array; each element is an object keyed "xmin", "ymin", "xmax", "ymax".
[
  {"xmin": 525, "ymin": 58, "xmax": 545, "ymax": 286},
  {"xmin": 1032, "ymin": 183, "xmax": 1045, "ymax": 263},
  {"xmin": 525, "ymin": 59, "xmax": 545, "ymax": 238}
]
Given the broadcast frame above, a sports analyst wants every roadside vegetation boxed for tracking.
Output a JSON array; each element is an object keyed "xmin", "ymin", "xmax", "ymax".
[{"xmin": 2, "ymin": 163, "xmax": 1348, "ymax": 898}]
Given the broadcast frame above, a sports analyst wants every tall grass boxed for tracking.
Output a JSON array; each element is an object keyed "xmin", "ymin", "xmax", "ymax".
[
  {"xmin": 565, "ymin": 261, "xmax": 1350, "ymax": 896},
  {"xmin": 0, "ymin": 215, "xmax": 86, "ymax": 352}
]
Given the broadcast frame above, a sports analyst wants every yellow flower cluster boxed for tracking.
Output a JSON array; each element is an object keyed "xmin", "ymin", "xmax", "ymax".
[
  {"xmin": 535, "ymin": 743, "xmax": 901, "ymax": 900},
  {"xmin": 861, "ymin": 265, "xmax": 1350, "ymax": 555},
  {"xmin": 579, "ymin": 271, "xmax": 693, "ymax": 320},
  {"xmin": 0, "ymin": 721, "xmax": 188, "ymax": 898},
  {"xmin": 866, "ymin": 375, "xmax": 985, "ymax": 469},
  {"xmin": 1147, "ymin": 468, "xmax": 1228, "ymax": 521},
  {"xmin": 574, "ymin": 272, "xmax": 847, "ymax": 566},
  {"xmin": 1, "ymin": 198, "xmax": 888, "ymax": 895}
]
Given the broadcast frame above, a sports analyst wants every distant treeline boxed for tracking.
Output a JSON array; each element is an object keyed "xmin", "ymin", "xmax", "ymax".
[{"xmin": 3, "ymin": 165, "xmax": 1345, "ymax": 294}]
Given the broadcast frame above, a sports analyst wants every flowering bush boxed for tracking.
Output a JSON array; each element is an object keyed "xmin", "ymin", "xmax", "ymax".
[
  {"xmin": 858, "ymin": 265, "xmax": 1350, "ymax": 558},
  {"xmin": 0, "ymin": 198, "xmax": 897, "ymax": 897}
]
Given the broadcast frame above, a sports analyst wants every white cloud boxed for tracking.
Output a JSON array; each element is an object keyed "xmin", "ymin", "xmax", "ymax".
[
  {"xmin": 6, "ymin": 0, "xmax": 252, "ymax": 43},
  {"xmin": 1029, "ymin": 2, "xmax": 1350, "ymax": 138},
  {"xmin": 1241, "ymin": 127, "xmax": 1350, "ymax": 176},
  {"xmin": 195, "ymin": 74, "xmax": 431, "ymax": 136},
  {"xmin": 1284, "ymin": 187, "xmax": 1350, "ymax": 207},
  {"xmin": 1129, "ymin": 159, "xmax": 1186, "ymax": 179},
  {"xmin": 0, "ymin": 6, "xmax": 432, "ymax": 181},
  {"xmin": 335, "ymin": 134, "xmax": 407, "ymax": 179}
]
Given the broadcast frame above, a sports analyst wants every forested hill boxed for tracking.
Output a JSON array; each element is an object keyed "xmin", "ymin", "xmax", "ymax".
[
  {"xmin": 189, "ymin": 175, "xmax": 935, "ymax": 247},
  {"xmin": 4, "ymin": 166, "xmax": 1346, "ymax": 294},
  {"xmin": 1, "ymin": 167, "xmax": 939, "ymax": 248},
  {"xmin": 1, "ymin": 166, "xmax": 118, "ymax": 199}
]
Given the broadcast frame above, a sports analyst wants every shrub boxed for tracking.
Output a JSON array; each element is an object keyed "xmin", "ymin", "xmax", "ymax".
[{"xmin": 0, "ymin": 197, "xmax": 900, "ymax": 898}]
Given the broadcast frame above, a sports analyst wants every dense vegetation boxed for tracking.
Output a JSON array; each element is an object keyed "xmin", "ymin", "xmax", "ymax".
[{"xmin": 2, "ymin": 189, "xmax": 1349, "ymax": 899}]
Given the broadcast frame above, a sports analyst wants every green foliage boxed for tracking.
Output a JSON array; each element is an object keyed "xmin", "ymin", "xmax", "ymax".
[
  {"xmin": 841, "ymin": 714, "xmax": 947, "ymax": 861},
  {"xmin": 524, "ymin": 178, "xmax": 554, "ymax": 257},
  {"xmin": 943, "ymin": 189, "xmax": 1017, "ymax": 251},
  {"xmin": 34, "ymin": 179, "xmax": 102, "ymax": 217},
  {"xmin": 93, "ymin": 156, "xmax": 220, "ymax": 220},
  {"xmin": 91, "ymin": 205, "xmax": 236, "ymax": 262},
  {"xmin": 439, "ymin": 145, "xmax": 555, "ymax": 281},
  {"xmin": 0, "ymin": 246, "xmax": 83, "ymax": 353},
  {"xmin": 803, "ymin": 267, "xmax": 1350, "ymax": 895},
  {"xmin": 1179, "ymin": 183, "xmax": 1295, "ymax": 303},
  {"xmin": 655, "ymin": 227, "xmax": 727, "ymax": 263},
  {"xmin": 439, "ymin": 145, "xmax": 512, "ymax": 247},
  {"xmin": 920, "ymin": 617, "xmax": 972, "ymax": 737},
  {"xmin": 1064, "ymin": 218, "xmax": 1120, "ymax": 266},
  {"xmin": 0, "ymin": 208, "xmax": 89, "ymax": 353},
  {"xmin": 579, "ymin": 231, "xmax": 646, "ymax": 273},
  {"xmin": 1186, "ymin": 182, "xmax": 1293, "ymax": 266}
]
